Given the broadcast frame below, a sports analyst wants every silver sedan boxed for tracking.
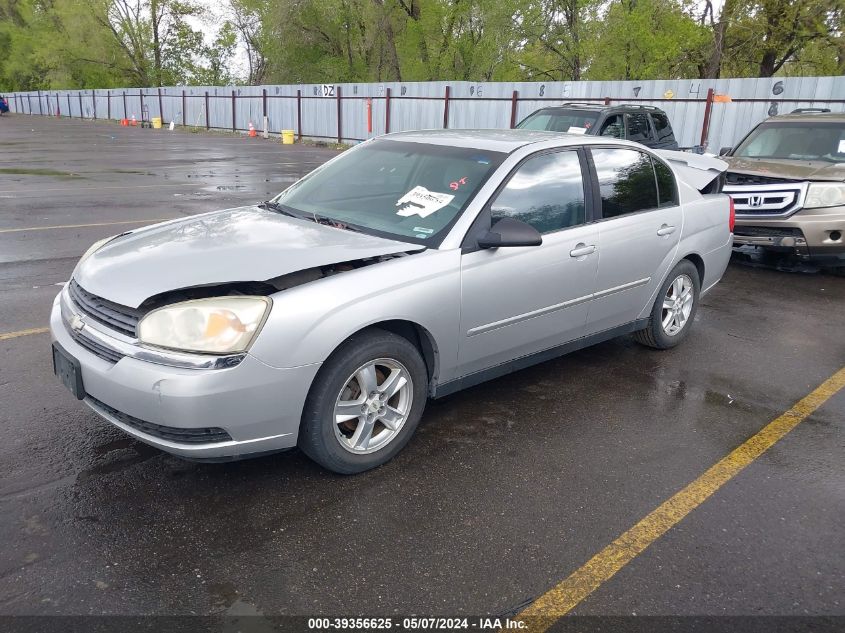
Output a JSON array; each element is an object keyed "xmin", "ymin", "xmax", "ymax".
[{"xmin": 50, "ymin": 130, "xmax": 733, "ymax": 473}]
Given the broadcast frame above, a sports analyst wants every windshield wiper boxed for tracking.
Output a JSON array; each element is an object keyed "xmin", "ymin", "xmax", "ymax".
[
  {"xmin": 310, "ymin": 213, "xmax": 363, "ymax": 233},
  {"xmin": 257, "ymin": 200, "xmax": 302, "ymax": 218}
]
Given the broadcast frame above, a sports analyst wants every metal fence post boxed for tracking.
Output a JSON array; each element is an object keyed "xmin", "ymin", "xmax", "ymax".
[
  {"xmin": 232, "ymin": 90, "xmax": 237, "ymax": 131},
  {"xmin": 92, "ymin": 90, "xmax": 97, "ymax": 119},
  {"xmin": 158, "ymin": 87, "xmax": 164, "ymax": 121},
  {"xmin": 385, "ymin": 87, "xmax": 392, "ymax": 134},
  {"xmin": 139, "ymin": 90, "xmax": 145, "ymax": 122},
  {"xmin": 37, "ymin": 90, "xmax": 43, "ymax": 115},
  {"xmin": 122, "ymin": 91, "xmax": 127, "ymax": 120},
  {"xmin": 297, "ymin": 89, "xmax": 302, "ymax": 140},
  {"xmin": 205, "ymin": 91, "xmax": 210, "ymax": 129},
  {"xmin": 700, "ymin": 88, "xmax": 715, "ymax": 147},
  {"xmin": 107, "ymin": 91, "xmax": 111, "ymax": 119},
  {"xmin": 336, "ymin": 85, "xmax": 342, "ymax": 143},
  {"xmin": 67, "ymin": 93, "xmax": 72, "ymax": 118},
  {"xmin": 443, "ymin": 85, "xmax": 450, "ymax": 129},
  {"xmin": 27, "ymin": 94, "xmax": 32, "ymax": 114},
  {"xmin": 510, "ymin": 90, "xmax": 519, "ymax": 128},
  {"xmin": 182, "ymin": 90, "xmax": 187, "ymax": 126},
  {"xmin": 262, "ymin": 88, "xmax": 268, "ymax": 138},
  {"xmin": 78, "ymin": 92, "xmax": 83, "ymax": 118}
]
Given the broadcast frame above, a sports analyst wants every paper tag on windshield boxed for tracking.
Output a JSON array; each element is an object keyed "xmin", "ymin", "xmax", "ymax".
[
  {"xmin": 396, "ymin": 186, "xmax": 455, "ymax": 218},
  {"xmin": 568, "ymin": 126, "xmax": 587, "ymax": 135},
  {"xmin": 838, "ymin": 140, "xmax": 845, "ymax": 154}
]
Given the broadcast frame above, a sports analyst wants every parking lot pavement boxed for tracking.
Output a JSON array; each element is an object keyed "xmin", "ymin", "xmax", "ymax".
[{"xmin": 1, "ymin": 115, "xmax": 843, "ymax": 621}]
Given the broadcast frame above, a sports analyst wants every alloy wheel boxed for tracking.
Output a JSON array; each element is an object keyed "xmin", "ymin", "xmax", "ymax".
[
  {"xmin": 333, "ymin": 358, "xmax": 414, "ymax": 454},
  {"xmin": 661, "ymin": 273, "xmax": 694, "ymax": 336}
]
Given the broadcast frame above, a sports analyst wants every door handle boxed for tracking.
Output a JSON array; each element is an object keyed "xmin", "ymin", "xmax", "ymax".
[
  {"xmin": 657, "ymin": 224, "xmax": 677, "ymax": 236},
  {"xmin": 570, "ymin": 243, "xmax": 596, "ymax": 258}
]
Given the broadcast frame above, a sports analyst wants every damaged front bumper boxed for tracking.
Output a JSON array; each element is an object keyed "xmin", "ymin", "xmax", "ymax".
[{"xmin": 50, "ymin": 290, "xmax": 321, "ymax": 459}]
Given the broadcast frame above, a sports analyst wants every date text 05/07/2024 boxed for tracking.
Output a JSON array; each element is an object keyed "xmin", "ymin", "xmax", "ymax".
[{"xmin": 307, "ymin": 617, "xmax": 526, "ymax": 630}]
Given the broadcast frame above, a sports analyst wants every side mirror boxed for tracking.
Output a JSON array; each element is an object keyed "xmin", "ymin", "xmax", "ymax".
[
  {"xmin": 718, "ymin": 146, "xmax": 732, "ymax": 156},
  {"xmin": 477, "ymin": 217, "xmax": 542, "ymax": 249}
]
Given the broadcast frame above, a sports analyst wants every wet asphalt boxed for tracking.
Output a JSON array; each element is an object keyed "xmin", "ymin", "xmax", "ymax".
[{"xmin": 0, "ymin": 116, "xmax": 843, "ymax": 619}]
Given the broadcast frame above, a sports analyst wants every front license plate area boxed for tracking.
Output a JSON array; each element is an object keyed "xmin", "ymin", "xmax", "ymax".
[{"xmin": 52, "ymin": 342, "xmax": 86, "ymax": 400}]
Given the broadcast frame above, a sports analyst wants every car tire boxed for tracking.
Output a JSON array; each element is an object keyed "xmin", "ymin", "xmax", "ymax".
[
  {"xmin": 298, "ymin": 328, "xmax": 428, "ymax": 474},
  {"xmin": 634, "ymin": 260, "xmax": 701, "ymax": 350}
]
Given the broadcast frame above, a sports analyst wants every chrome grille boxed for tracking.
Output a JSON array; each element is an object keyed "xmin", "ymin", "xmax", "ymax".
[
  {"xmin": 69, "ymin": 280, "xmax": 141, "ymax": 337},
  {"xmin": 70, "ymin": 330, "xmax": 125, "ymax": 364},
  {"xmin": 723, "ymin": 181, "xmax": 808, "ymax": 218}
]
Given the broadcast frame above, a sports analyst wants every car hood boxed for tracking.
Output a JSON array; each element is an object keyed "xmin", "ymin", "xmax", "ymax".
[
  {"xmin": 725, "ymin": 157, "xmax": 845, "ymax": 182},
  {"xmin": 74, "ymin": 206, "xmax": 423, "ymax": 308}
]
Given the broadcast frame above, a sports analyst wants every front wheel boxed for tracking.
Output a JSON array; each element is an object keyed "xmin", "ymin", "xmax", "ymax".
[
  {"xmin": 298, "ymin": 329, "xmax": 428, "ymax": 474},
  {"xmin": 634, "ymin": 260, "xmax": 700, "ymax": 349}
]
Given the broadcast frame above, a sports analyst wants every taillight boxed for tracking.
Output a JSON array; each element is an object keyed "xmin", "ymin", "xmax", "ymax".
[{"xmin": 728, "ymin": 197, "xmax": 735, "ymax": 232}]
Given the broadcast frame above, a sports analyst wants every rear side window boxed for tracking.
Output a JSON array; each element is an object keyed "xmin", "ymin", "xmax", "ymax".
[
  {"xmin": 626, "ymin": 113, "xmax": 653, "ymax": 144},
  {"xmin": 591, "ymin": 148, "xmax": 658, "ymax": 218},
  {"xmin": 651, "ymin": 112, "xmax": 675, "ymax": 143},
  {"xmin": 599, "ymin": 115, "xmax": 624, "ymax": 139},
  {"xmin": 653, "ymin": 159, "xmax": 678, "ymax": 206},
  {"xmin": 491, "ymin": 151, "xmax": 586, "ymax": 234}
]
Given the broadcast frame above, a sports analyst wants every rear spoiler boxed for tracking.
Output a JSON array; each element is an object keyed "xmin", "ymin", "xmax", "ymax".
[{"xmin": 655, "ymin": 150, "xmax": 728, "ymax": 193}]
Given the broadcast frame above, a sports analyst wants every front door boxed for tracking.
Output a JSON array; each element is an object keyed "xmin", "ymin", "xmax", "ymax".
[{"xmin": 458, "ymin": 150, "xmax": 599, "ymax": 378}]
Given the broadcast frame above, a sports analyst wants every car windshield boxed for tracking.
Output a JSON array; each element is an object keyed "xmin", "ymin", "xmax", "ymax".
[
  {"xmin": 734, "ymin": 121, "xmax": 845, "ymax": 163},
  {"xmin": 272, "ymin": 139, "xmax": 505, "ymax": 244},
  {"xmin": 516, "ymin": 109, "xmax": 599, "ymax": 134}
]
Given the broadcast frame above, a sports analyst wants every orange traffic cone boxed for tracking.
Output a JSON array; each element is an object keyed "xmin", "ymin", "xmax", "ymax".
[
  {"xmin": 130, "ymin": 114, "xmax": 137, "ymax": 126},
  {"xmin": 248, "ymin": 121, "xmax": 257, "ymax": 138},
  {"xmin": 121, "ymin": 118, "xmax": 128, "ymax": 126}
]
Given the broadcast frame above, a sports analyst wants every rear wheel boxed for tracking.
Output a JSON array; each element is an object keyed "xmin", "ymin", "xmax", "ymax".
[
  {"xmin": 634, "ymin": 260, "xmax": 700, "ymax": 349},
  {"xmin": 298, "ymin": 329, "xmax": 428, "ymax": 474}
]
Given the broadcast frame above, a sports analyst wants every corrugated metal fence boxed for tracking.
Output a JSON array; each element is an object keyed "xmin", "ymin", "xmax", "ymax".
[{"xmin": 7, "ymin": 76, "xmax": 845, "ymax": 151}]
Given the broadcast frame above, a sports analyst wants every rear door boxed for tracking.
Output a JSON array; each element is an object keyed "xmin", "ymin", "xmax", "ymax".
[
  {"xmin": 584, "ymin": 147, "xmax": 682, "ymax": 335},
  {"xmin": 458, "ymin": 149, "xmax": 599, "ymax": 377}
]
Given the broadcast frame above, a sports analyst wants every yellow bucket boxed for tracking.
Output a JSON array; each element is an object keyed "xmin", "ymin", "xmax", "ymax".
[
  {"xmin": 151, "ymin": 117, "xmax": 162, "ymax": 129},
  {"xmin": 281, "ymin": 130, "xmax": 295, "ymax": 145}
]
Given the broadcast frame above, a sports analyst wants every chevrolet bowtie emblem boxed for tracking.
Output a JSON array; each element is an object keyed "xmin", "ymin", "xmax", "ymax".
[{"xmin": 70, "ymin": 313, "xmax": 85, "ymax": 332}]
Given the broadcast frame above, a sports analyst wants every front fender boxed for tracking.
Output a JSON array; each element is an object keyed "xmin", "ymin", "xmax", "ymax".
[{"xmin": 248, "ymin": 249, "xmax": 462, "ymax": 383}]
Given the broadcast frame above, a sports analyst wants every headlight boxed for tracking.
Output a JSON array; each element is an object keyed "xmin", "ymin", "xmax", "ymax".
[
  {"xmin": 138, "ymin": 296, "xmax": 271, "ymax": 354},
  {"xmin": 805, "ymin": 183, "xmax": 845, "ymax": 209},
  {"xmin": 78, "ymin": 236, "xmax": 115, "ymax": 266}
]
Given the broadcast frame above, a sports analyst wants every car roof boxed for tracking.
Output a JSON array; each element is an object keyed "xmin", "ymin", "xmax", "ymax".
[
  {"xmin": 382, "ymin": 128, "xmax": 609, "ymax": 152},
  {"xmin": 765, "ymin": 111, "xmax": 845, "ymax": 123},
  {"xmin": 531, "ymin": 103, "xmax": 666, "ymax": 114}
]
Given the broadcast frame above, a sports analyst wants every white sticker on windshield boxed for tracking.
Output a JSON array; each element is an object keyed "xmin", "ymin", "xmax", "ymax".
[
  {"xmin": 396, "ymin": 186, "xmax": 455, "ymax": 218},
  {"xmin": 838, "ymin": 140, "xmax": 845, "ymax": 154},
  {"xmin": 568, "ymin": 126, "xmax": 587, "ymax": 135}
]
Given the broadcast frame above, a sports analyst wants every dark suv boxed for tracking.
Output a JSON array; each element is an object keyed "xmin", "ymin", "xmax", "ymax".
[{"xmin": 516, "ymin": 103, "xmax": 679, "ymax": 150}]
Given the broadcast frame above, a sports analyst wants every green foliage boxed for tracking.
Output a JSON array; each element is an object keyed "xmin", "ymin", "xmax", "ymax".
[{"xmin": 0, "ymin": 0, "xmax": 841, "ymax": 90}]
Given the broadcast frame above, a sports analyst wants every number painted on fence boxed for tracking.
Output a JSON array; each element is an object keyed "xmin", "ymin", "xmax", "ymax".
[{"xmin": 322, "ymin": 84, "xmax": 335, "ymax": 97}]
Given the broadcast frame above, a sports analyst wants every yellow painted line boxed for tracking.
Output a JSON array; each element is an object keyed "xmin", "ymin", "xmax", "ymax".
[
  {"xmin": 0, "ymin": 327, "xmax": 49, "ymax": 341},
  {"xmin": 0, "ymin": 218, "xmax": 176, "ymax": 234},
  {"xmin": 517, "ymin": 366, "xmax": 845, "ymax": 632}
]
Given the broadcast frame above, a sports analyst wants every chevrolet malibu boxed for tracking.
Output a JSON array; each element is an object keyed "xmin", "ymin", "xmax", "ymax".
[{"xmin": 51, "ymin": 130, "xmax": 733, "ymax": 474}]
